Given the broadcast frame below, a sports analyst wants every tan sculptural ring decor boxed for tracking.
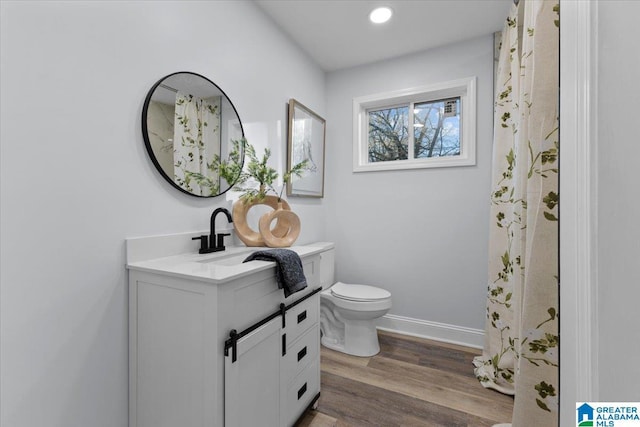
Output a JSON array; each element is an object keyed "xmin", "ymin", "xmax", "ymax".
[
  {"xmin": 227, "ymin": 139, "xmax": 307, "ymax": 248},
  {"xmin": 258, "ymin": 202, "xmax": 301, "ymax": 248},
  {"xmin": 232, "ymin": 196, "xmax": 300, "ymax": 247}
]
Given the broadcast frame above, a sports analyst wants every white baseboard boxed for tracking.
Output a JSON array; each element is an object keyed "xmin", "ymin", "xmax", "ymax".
[{"xmin": 376, "ymin": 314, "xmax": 484, "ymax": 349}]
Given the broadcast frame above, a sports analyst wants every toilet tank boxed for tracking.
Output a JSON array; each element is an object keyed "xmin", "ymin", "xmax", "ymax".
[{"xmin": 319, "ymin": 248, "xmax": 335, "ymax": 290}]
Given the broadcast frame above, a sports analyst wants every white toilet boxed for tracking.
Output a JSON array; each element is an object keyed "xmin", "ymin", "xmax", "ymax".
[{"xmin": 318, "ymin": 247, "xmax": 392, "ymax": 357}]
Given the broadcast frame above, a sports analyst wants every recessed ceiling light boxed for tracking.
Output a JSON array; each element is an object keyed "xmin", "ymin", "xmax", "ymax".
[{"xmin": 369, "ymin": 7, "xmax": 393, "ymax": 24}]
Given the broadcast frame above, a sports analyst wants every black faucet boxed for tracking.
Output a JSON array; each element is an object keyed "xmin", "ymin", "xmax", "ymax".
[{"xmin": 192, "ymin": 207, "xmax": 233, "ymax": 254}]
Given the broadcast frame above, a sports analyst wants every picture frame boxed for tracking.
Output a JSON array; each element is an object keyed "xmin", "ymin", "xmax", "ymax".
[{"xmin": 286, "ymin": 99, "xmax": 326, "ymax": 198}]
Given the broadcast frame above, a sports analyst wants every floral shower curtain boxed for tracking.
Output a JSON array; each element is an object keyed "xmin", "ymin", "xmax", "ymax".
[
  {"xmin": 473, "ymin": 1, "xmax": 559, "ymax": 425},
  {"xmin": 173, "ymin": 91, "xmax": 221, "ymax": 196}
]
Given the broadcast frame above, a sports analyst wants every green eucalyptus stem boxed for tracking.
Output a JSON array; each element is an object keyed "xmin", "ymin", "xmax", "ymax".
[{"xmin": 222, "ymin": 137, "xmax": 308, "ymax": 204}]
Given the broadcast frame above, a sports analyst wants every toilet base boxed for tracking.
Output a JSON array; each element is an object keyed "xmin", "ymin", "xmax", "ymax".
[
  {"xmin": 320, "ymin": 335, "xmax": 345, "ymax": 353},
  {"xmin": 321, "ymin": 320, "xmax": 381, "ymax": 357}
]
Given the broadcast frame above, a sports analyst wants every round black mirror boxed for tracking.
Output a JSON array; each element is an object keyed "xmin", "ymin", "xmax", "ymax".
[{"xmin": 142, "ymin": 71, "xmax": 244, "ymax": 197}]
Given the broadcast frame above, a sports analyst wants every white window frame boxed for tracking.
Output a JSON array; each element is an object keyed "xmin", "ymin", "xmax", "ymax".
[{"xmin": 352, "ymin": 76, "xmax": 476, "ymax": 172}]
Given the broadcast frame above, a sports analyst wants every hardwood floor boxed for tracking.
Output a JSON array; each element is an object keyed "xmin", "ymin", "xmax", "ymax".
[{"xmin": 297, "ymin": 330, "xmax": 513, "ymax": 427}]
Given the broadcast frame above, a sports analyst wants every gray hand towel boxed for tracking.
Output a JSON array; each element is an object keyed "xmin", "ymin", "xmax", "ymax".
[{"xmin": 243, "ymin": 249, "xmax": 307, "ymax": 297}]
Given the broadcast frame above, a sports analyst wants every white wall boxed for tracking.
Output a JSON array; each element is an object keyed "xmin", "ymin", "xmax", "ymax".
[
  {"xmin": 596, "ymin": 0, "xmax": 640, "ymax": 400},
  {"xmin": 0, "ymin": 2, "xmax": 325, "ymax": 426},
  {"xmin": 325, "ymin": 36, "xmax": 494, "ymax": 330}
]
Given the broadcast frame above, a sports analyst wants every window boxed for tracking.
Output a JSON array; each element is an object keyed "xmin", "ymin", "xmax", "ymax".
[{"xmin": 353, "ymin": 77, "xmax": 476, "ymax": 172}]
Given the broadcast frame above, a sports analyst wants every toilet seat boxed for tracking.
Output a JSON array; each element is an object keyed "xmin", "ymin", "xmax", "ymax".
[{"xmin": 330, "ymin": 282, "xmax": 391, "ymax": 302}]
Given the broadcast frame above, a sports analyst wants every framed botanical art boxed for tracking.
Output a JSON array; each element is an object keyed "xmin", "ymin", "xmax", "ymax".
[{"xmin": 286, "ymin": 99, "xmax": 326, "ymax": 198}]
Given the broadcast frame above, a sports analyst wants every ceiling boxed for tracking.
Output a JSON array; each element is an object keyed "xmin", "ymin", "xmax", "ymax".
[{"xmin": 255, "ymin": 0, "xmax": 512, "ymax": 72}]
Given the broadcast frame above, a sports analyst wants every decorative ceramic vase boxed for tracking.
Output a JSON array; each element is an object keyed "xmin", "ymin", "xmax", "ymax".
[
  {"xmin": 232, "ymin": 195, "xmax": 294, "ymax": 247},
  {"xmin": 258, "ymin": 202, "xmax": 301, "ymax": 248}
]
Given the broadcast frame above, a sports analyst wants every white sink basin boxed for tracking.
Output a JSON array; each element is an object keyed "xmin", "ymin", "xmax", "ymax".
[{"xmin": 196, "ymin": 248, "xmax": 256, "ymax": 266}]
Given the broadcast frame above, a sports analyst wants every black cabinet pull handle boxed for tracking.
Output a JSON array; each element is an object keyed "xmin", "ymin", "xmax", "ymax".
[
  {"xmin": 297, "ymin": 382, "xmax": 307, "ymax": 400},
  {"xmin": 297, "ymin": 310, "xmax": 307, "ymax": 324},
  {"xmin": 297, "ymin": 346, "xmax": 307, "ymax": 362},
  {"xmin": 282, "ymin": 334, "xmax": 286, "ymax": 356}
]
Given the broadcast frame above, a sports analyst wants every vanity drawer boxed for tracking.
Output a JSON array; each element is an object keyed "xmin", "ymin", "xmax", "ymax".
[
  {"xmin": 282, "ymin": 359, "xmax": 320, "ymax": 427},
  {"xmin": 282, "ymin": 324, "xmax": 319, "ymax": 384},
  {"xmin": 284, "ymin": 292, "xmax": 319, "ymax": 343}
]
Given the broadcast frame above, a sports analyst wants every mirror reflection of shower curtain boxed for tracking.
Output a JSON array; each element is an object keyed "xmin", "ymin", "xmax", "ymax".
[{"xmin": 173, "ymin": 91, "xmax": 221, "ymax": 196}]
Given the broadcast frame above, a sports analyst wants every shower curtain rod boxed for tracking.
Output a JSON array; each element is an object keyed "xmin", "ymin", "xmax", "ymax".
[{"xmin": 159, "ymin": 83, "xmax": 178, "ymax": 93}]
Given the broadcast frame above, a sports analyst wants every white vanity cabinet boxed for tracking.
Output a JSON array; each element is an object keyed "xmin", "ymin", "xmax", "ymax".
[
  {"xmin": 127, "ymin": 240, "xmax": 327, "ymax": 427},
  {"xmin": 224, "ymin": 296, "xmax": 320, "ymax": 427}
]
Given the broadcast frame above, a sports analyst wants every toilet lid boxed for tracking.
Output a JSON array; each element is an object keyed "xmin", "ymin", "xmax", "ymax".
[{"xmin": 331, "ymin": 282, "xmax": 391, "ymax": 302}]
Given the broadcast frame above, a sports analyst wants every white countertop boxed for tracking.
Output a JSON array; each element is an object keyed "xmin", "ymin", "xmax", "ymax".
[{"xmin": 126, "ymin": 241, "xmax": 333, "ymax": 284}]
